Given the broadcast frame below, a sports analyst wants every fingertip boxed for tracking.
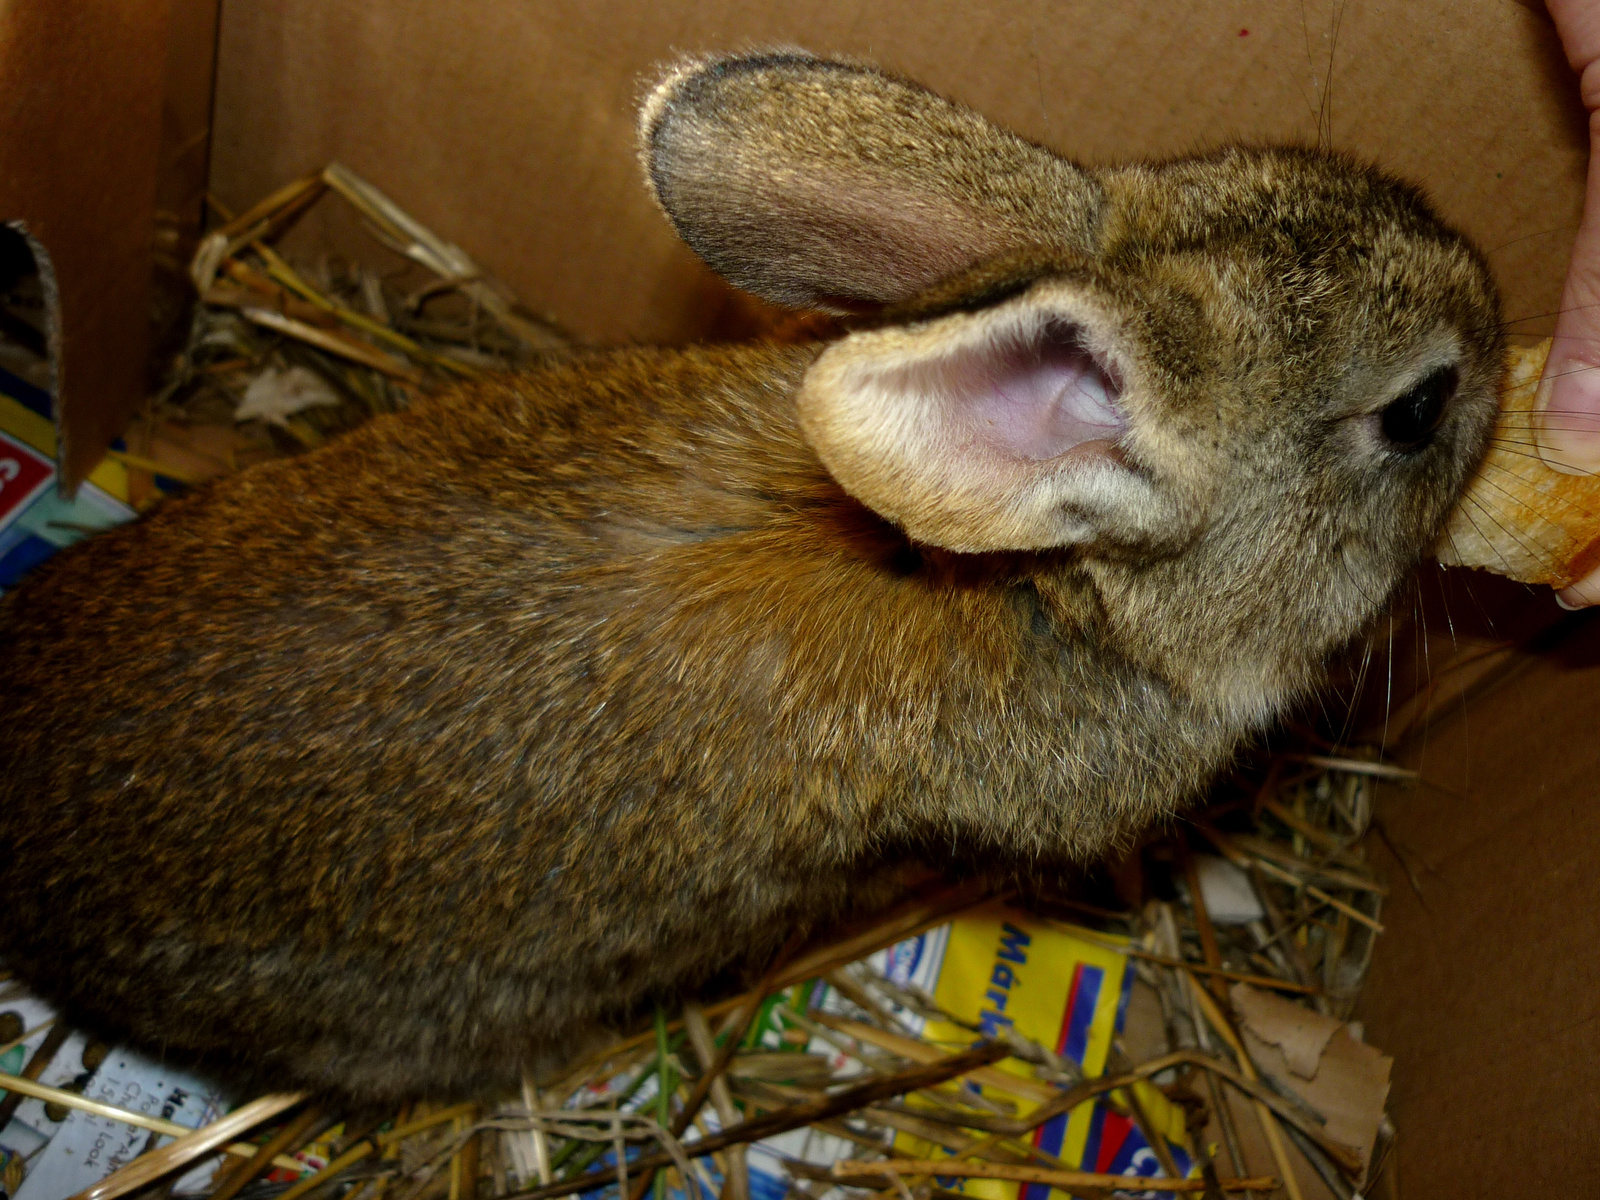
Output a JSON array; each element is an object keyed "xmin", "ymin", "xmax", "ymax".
[{"xmin": 1556, "ymin": 563, "xmax": 1600, "ymax": 608}]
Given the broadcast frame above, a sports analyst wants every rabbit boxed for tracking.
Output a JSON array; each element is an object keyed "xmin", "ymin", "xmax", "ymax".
[{"xmin": 0, "ymin": 51, "xmax": 1501, "ymax": 1104}]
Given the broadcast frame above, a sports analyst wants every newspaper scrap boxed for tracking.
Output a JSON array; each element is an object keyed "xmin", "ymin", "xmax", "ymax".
[{"xmin": 0, "ymin": 988, "xmax": 229, "ymax": 1200}]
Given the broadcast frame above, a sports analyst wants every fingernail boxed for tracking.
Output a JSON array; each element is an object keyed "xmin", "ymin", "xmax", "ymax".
[
  {"xmin": 1556, "ymin": 562, "xmax": 1600, "ymax": 609},
  {"xmin": 1537, "ymin": 355, "xmax": 1600, "ymax": 475}
]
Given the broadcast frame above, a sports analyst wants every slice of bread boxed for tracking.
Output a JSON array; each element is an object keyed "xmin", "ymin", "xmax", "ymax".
[{"xmin": 1436, "ymin": 339, "xmax": 1600, "ymax": 586}]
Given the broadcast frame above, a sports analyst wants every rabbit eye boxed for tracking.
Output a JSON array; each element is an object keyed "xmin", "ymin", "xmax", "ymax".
[{"xmin": 1379, "ymin": 365, "xmax": 1457, "ymax": 452}]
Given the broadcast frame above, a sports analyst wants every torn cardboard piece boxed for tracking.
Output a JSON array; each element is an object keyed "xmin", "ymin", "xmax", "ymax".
[
  {"xmin": 1232, "ymin": 983, "xmax": 1392, "ymax": 1187},
  {"xmin": 1231, "ymin": 982, "xmax": 1343, "ymax": 1080}
]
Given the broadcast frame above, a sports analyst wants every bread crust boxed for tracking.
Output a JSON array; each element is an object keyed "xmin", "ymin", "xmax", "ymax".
[{"xmin": 1436, "ymin": 339, "xmax": 1600, "ymax": 586}]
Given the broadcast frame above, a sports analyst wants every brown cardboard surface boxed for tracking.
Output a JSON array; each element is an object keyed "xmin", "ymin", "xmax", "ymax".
[
  {"xmin": 210, "ymin": 0, "xmax": 1588, "ymax": 346},
  {"xmin": 0, "ymin": 0, "xmax": 175, "ymax": 488},
  {"xmin": 152, "ymin": 0, "xmax": 224, "ymax": 364},
  {"xmin": 1358, "ymin": 604, "xmax": 1600, "ymax": 1195}
]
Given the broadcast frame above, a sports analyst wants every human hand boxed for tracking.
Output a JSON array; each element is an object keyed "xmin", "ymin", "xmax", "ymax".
[{"xmin": 1541, "ymin": 0, "xmax": 1600, "ymax": 606}]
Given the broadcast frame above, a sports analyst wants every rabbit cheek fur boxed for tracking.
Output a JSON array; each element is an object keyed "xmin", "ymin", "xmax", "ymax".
[{"xmin": 0, "ymin": 52, "xmax": 1500, "ymax": 1103}]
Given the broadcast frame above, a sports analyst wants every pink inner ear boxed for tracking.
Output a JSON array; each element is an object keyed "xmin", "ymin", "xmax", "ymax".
[{"xmin": 956, "ymin": 320, "xmax": 1125, "ymax": 461}]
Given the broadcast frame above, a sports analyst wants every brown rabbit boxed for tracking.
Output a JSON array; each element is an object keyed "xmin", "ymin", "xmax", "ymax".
[{"xmin": 0, "ymin": 52, "xmax": 1500, "ymax": 1103}]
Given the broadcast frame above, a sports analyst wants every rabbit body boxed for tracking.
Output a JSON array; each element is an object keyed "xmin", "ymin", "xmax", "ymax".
[
  {"xmin": 0, "ymin": 345, "xmax": 1224, "ymax": 1100},
  {"xmin": 0, "ymin": 53, "xmax": 1502, "ymax": 1102}
]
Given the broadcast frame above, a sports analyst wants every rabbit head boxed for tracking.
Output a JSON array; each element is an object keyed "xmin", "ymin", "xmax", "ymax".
[{"xmin": 642, "ymin": 52, "xmax": 1502, "ymax": 724}]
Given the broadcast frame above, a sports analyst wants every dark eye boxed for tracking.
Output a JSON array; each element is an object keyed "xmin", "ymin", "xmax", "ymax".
[{"xmin": 1379, "ymin": 365, "xmax": 1458, "ymax": 451}]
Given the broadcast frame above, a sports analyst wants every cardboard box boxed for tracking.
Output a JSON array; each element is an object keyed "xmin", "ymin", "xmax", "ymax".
[
  {"xmin": 0, "ymin": 1, "xmax": 172, "ymax": 490},
  {"xmin": 207, "ymin": 1, "xmax": 1587, "ymax": 348},
  {"xmin": 3, "ymin": 0, "xmax": 1594, "ymax": 1192}
]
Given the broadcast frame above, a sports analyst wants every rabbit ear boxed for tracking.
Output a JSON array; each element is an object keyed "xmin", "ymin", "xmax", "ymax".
[
  {"xmin": 639, "ymin": 52, "xmax": 1102, "ymax": 311},
  {"xmin": 798, "ymin": 279, "xmax": 1181, "ymax": 553}
]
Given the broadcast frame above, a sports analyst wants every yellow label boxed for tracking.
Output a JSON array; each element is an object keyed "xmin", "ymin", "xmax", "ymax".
[{"xmin": 893, "ymin": 902, "xmax": 1193, "ymax": 1193}]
